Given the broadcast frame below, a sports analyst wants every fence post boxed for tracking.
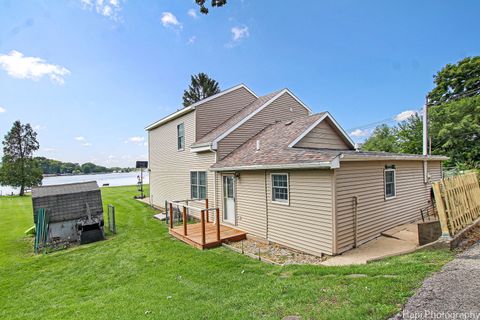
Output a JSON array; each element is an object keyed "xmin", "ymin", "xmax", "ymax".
[
  {"xmin": 183, "ymin": 206, "xmax": 187, "ymax": 236},
  {"xmin": 216, "ymin": 208, "xmax": 220, "ymax": 242},
  {"xmin": 201, "ymin": 210, "xmax": 206, "ymax": 245},
  {"xmin": 205, "ymin": 198, "xmax": 209, "ymax": 223},
  {"xmin": 432, "ymin": 182, "xmax": 451, "ymax": 238},
  {"xmin": 169, "ymin": 202, "xmax": 173, "ymax": 229}
]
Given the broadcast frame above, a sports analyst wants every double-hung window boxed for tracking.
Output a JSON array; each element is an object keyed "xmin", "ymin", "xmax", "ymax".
[
  {"xmin": 191, "ymin": 171, "xmax": 207, "ymax": 199},
  {"xmin": 384, "ymin": 167, "xmax": 396, "ymax": 199},
  {"xmin": 177, "ymin": 123, "xmax": 184, "ymax": 150},
  {"xmin": 272, "ymin": 173, "xmax": 289, "ymax": 203}
]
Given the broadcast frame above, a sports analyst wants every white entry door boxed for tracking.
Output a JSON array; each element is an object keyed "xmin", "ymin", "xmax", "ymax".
[{"xmin": 223, "ymin": 175, "xmax": 235, "ymax": 224}]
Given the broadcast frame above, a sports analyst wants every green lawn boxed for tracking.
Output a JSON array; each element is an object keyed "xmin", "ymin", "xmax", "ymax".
[{"xmin": 0, "ymin": 186, "xmax": 454, "ymax": 319}]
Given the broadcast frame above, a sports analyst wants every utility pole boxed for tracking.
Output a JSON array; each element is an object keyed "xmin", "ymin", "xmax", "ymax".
[{"xmin": 422, "ymin": 96, "xmax": 429, "ymax": 183}]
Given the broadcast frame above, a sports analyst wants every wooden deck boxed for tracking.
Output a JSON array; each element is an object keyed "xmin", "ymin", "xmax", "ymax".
[{"xmin": 169, "ymin": 222, "xmax": 247, "ymax": 250}]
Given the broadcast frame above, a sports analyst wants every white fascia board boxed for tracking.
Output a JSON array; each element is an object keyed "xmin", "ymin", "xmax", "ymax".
[
  {"xmin": 210, "ymin": 161, "xmax": 333, "ymax": 172},
  {"xmin": 287, "ymin": 113, "xmax": 328, "ymax": 148},
  {"xmin": 287, "ymin": 112, "xmax": 355, "ymax": 149},
  {"xmin": 211, "ymin": 89, "xmax": 312, "ymax": 149},
  {"xmin": 145, "ymin": 107, "xmax": 193, "ymax": 131},
  {"xmin": 325, "ymin": 112, "xmax": 356, "ymax": 148},
  {"xmin": 284, "ymin": 89, "xmax": 313, "ymax": 114},
  {"xmin": 339, "ymin": 154, "xmax": 449, "ymax": 161},
  {"xmin": 145, "ymin": 84, "xmax": 257, "ymax": 131},
  {"xmin": 189, "ymin": 83, "xmax": 257, "ymax": 110},
  {"xmin": 190, "ymin": 145, "xmax": 212, "ymax": 153}
]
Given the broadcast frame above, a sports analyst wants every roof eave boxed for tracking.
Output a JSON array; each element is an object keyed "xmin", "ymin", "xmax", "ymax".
[
  {"xmin": 210, "ymin": 161, "xmax": 335, "ymax": 172},
  {"xmin": 339, "ymin": 154, "xmax": 449, "ymax": 161}
]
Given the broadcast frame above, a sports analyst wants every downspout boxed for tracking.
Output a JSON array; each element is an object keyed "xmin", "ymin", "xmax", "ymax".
[
  {"xmin": 213, "ymin": 150, "xmax": 218, "ymax": 221},
  {"xmin": 422, "ymin": 98, "xmax": 429, "ymax": 183}
]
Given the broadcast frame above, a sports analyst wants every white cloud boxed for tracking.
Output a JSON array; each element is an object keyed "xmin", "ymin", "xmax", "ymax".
[
  {"xmin": 0, "ymin": 106, "xmax": 6, "ymax": 113},
  {"xmin": 0, "ymin": 50, "xmax": 70, "ymax": 85},
  {"xmin": 82, "ymin": 142, "xmax": 92, "ymax": 147},
  {"xmin": 394, "ymin": 110, "xmax": 417, "ymax": 121},
  {"xmin": 161, "ymin": 12, "xmax": 182, "ymax": 28},
  {"xmin": 231, "ymin": 26, "xmax": 249, "ymax": 41},
  {"xmin": 75, "ymin": 136, "xmax": 86, "ymax": 141},
  {"xmin": 187, "ymin": 36, "xmax": 196, "ymax": 45},
  {"xmin": 350, "ymin": 129, "xmax": 370, "ymax": 137},
  {"xmin": 42, "ymin": 147, "xmax": 55, "ymax": 152},
  {"xmin": 33, "ymin": 124, "xmax": 46, "ymax": 131},
  {"xmin": 125, "ymin": 136, "xmax": 146, "ymax": 146},
  {"xmin": 187, "ymin": 9, "xmax": 197, "ymax": 19},
  {"xmin": 81, "ymin": 0, "xmax": 123, "ymax": 22},
  {"xmin": 108, "ymin": 155, "xmax": 116, "ymax": 159}
]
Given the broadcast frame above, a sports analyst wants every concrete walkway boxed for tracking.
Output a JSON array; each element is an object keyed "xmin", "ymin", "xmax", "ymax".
[
  {"xmin": 322, "ymin": 223, "xmax": 419, "ymax": 266},
  {"xmin": 392, "ymin": 242, "xmax": 480, "ymax": 319}
]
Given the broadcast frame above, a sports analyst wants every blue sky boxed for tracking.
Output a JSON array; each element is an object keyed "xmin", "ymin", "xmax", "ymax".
[{"xmin": 0, "ymin": 0, "xmax": 479, "ymax": 167}]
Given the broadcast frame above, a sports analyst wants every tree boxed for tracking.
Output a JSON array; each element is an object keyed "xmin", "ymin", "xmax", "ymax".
[
  {"xmin": 428, "ymin": 56, "xmax": 480, "ymax": 105},
  {"xmin": 429, "ymin": 95, "xmax": 480, "ymax": 168},
  {"xmin": 182, "ymin": 73, "xmax": 220, "ymax": 107},
  {"xmin": 195, "ymin": 0, "xmax": 227, "ymax": 14},
  {"xmin": 396, "ymin": 114, "xmax": 423, "ymax": 154},
  {"xmin": 362, "ymin": 124, "xmax": 399, "ymax": 153},
  {"xmin": 0, "ymin": 121, "xmax": 43, "ymax": 196}
]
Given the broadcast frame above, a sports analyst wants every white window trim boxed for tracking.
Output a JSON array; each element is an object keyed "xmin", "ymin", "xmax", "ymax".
[
  {"xmin": 384, "ymin": 168, "xmax": 396, "ymax": 200},
  {"xmin": 190, "ymin": 170, "xmax": 207, "ymax": 200},
  {"xmin": 271, "ymin": 173, "xmax": 290, "ymax": 205},
  {"xmin": 177, "ymin": 123, "xmax": 185, "ymax": 151}
]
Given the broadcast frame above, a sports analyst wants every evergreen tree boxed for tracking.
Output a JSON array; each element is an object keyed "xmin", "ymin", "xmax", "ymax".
[{"xmin": 182, "ymin": 73, "xmax": 220, "ymax": 107}]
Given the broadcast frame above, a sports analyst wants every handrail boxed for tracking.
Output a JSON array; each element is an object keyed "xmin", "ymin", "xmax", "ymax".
[{"xmin": 166, "ymin": 199, "xmax": 221, "ymax": 245}]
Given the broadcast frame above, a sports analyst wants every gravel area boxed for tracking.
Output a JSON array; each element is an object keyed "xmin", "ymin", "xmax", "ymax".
[
  {"xmin": 391, "ymin": 241, "xmax": 480, "ymax": 319},
  {"xmin": 226, "ymin": 239, "xmax": 325, "ymax": 265}
]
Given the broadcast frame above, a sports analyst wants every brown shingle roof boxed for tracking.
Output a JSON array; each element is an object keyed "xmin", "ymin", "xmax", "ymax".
[
  {"xmin": 211, "ymin": 113, "xmax": 343, "ymax": 170},
  {"xmin": 211, "ymin": 113, "xmax": 448, "ymax": 171},
  {"xmin": 192, "ymin": 90, "xmax": 283, "ymax": 147}
]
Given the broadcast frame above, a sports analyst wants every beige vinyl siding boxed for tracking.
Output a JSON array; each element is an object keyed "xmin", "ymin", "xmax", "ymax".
[
  {"xmin": 295, "ymin": 119, "xmax": 350, "ymax": 149},
  {"xmin": 195, "ymin": 87, "xmax": 257, "ymax": 140},
  {"xmin": 234, "ymin": 171, "xmax": 267, "ymax": 238},
  {"xmin": 334, "ymin": 160, "xmax": 443, "ymax": 253},
  {"xmin": 232, "ymin": 169, "xmax": 334, "ymax": 256},
  {"xmin": 149, "ymin": 110, "xmax": 215, "ymax": 211},
  {"xmin": 266, "ymin": 170, "xmax": 334, "ymax": 256},
  {"xmin": 217, "ymin": 92, "xmax": 309, "ymax": 159}
]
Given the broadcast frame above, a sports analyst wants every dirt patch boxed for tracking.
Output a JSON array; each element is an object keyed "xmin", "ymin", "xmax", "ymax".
[
  {"xmin": 456, "ymin": 223, "xmax": 480, "ymax": 251},
  {"xmin": 225, "ymin": 239, "xmax": 326, "ymax": 265}
]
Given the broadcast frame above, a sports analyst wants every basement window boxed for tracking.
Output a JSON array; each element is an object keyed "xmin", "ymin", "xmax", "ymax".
[
  {"xmin": 272, "ymin": 173, "xmax": 289, "ymax": 203},
  {"xmin": 191, "ymin": 171, "xmax": 207, "ymax": 199},
  {"xmin": 177, "ymin": 123, "xmax": 185, "ymax": 150},
  {"xmin": 384, "ymin": 168, "xmax": 396, "ymax": 199}
]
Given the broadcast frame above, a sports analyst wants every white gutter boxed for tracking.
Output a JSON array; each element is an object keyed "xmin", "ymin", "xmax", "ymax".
[
  {"xmin": 145, "ymin": 107, "xmax": 193, "ymax": 131},
  {"xmin": 210, "ymin": 161, "xmax": 334, "ymax": 172},
  {"xmin": 339, "ymin": 154, "xmax": 448, "ymax": 161}
]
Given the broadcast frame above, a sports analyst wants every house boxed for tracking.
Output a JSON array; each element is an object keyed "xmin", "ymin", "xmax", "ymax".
[{"xmin": 146, "ymin": 84, "xmax": 447, "ymax": 256}]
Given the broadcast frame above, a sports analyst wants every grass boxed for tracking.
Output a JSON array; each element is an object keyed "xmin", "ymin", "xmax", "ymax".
[{"xmin": 0, "ymin": 185, "xmax": 454, "ymax": 319}]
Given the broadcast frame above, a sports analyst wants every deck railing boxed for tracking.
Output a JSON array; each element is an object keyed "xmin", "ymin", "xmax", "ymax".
[{"xmin": 166, "ymin": 199, "xmax": 221, "ymax": 245}]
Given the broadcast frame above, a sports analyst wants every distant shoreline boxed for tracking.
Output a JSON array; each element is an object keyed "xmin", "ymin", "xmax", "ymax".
[{"xmin": 43, "ymin": 171, "xmax": 138, "ymax": 178}]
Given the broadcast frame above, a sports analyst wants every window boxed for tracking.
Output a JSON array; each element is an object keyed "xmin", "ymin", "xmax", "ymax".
[
  {"xmin": 190, "ymin": 171, "xmax": 207, "ymax": 199},
  {"xmin": 177, "ymin": 123, "xmax": 184, "ymax": 150},
  {"xmin": 272, "ymin": 173, "xmax": 289, "ymax": 203},
  {"xmin": 384, "ymin": 168, "xmax": 396, "ymax": 199}
]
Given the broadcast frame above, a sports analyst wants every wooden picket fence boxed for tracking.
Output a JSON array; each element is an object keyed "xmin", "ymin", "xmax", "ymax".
[{"xmin": 432, "ymin": 172, "xmax": 480, "ymax": 236}]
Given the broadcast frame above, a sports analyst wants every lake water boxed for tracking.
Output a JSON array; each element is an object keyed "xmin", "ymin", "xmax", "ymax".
[{"xmin": 0, "ymin": 172, "xmax": 149, "ymax": 196}]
